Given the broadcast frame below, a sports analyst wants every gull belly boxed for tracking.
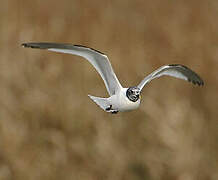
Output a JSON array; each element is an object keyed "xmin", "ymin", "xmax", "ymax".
[{"xmin": 108, "ymin": 88, "xmax": 141, "ymax": 112}]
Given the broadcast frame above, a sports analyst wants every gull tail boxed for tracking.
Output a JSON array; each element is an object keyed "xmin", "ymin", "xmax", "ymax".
[{"xmin": 88, "ymin": 95, "xmax": 110, "ymax": 112}]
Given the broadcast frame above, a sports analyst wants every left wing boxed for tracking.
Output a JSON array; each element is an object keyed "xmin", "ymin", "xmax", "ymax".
[
  {"xmin": 137, "ymin": 64, "xmax": 204, "ymax": 91},
  {"xmin": 22, "ymin": 42, "xmax": 122, "ymax": 96}
]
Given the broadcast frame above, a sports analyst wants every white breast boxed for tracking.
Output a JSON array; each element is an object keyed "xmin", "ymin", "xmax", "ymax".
[{"xmin": 108, "ymin": 88, "xmax": 140, "ymax": 112}]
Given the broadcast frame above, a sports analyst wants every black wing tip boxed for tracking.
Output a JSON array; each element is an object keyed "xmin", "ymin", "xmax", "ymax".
[
  {"xmin": 21, "ymin": 43, "xmax": 29, "ymax": 48},
  {"xmin": 21, "ymin": 42, "xmax": 45, "ymax": 49},
  {"xmin": 188, "ymin": 78, "xmax": 204, "ymax": 86},
  {"xmin": 169, "ymin": 64, "xmax": 204, "ymax": 86}
]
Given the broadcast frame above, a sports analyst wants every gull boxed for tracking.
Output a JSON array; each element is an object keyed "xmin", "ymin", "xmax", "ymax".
[{"xmin": 22, "ymin": 42, "xmax": 204, "ymax": 114}]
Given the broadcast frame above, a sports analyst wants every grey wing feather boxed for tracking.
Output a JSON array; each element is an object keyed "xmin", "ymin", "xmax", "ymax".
[
  {"xmin": 22, "ymin": 42, "xmax": 122, "ymax": 96},
  {"xmin": 137, "ymin": 64, "xmax": 204, "ymax": 91}
]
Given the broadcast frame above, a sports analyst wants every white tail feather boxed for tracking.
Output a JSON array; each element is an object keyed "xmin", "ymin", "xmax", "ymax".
[{"xmin": 88, "ymin": 95, "xmax": 110, "ymax": 111}]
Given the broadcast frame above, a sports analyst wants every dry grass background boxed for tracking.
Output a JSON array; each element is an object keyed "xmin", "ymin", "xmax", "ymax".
[{"xmin": 1, "ymin": 0, "xmax": 218, "ymax": 179}]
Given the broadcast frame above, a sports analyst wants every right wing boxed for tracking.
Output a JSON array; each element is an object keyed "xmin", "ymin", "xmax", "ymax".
[
  {"xmin": 22, "ymin": 42, "xmax": 122, "ymax": 96},
  {"xmin": 137, "ymin": 64, "xmax": 204, "ymax": 91}
]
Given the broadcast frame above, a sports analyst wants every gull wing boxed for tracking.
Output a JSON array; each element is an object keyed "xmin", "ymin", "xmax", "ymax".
[
  {"xmin": 22, "ymin": 42, "xmax": 122, "ymax": 96},
  {"xmin": 137, "ymin": 64, "xmax": 204, "ymax": 91}
]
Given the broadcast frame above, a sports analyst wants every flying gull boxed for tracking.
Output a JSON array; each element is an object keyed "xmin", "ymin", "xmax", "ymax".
[{"xmin": 22, "ymin": 42, "xmax": 204, "ymax": 114}]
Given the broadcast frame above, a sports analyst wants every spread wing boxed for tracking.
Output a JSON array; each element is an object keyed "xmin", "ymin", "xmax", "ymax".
[
  {"xmin": 22, "ymin": 42, "xmax": 122, "ymax": 96},
  {"xmin": 137, "ymin": 64, "xmax": 204, "ymax": 91}
]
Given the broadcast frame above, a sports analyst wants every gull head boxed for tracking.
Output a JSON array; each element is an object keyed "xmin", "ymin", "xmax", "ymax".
[{"xmin": 126, "ymin": 87, "xmax": 141, "ymax": 102}]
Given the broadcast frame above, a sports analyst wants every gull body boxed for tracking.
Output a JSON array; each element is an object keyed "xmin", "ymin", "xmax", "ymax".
[
  {"xmin": 22, "ymin": 42, "xmax": 204, "ymax": 114},
  {"xmin": 88, "ymin": 87, "xmax": 140, "ymax": 113},
  {"xmin": 108, "ymin": 88, "xmax": 140, "ymax": 112}
]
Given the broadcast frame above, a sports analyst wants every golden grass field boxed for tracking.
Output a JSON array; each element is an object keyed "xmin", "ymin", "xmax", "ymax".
[{"xmin": 1, "ymin": 0, "xmax": 218, "ymax": 179}]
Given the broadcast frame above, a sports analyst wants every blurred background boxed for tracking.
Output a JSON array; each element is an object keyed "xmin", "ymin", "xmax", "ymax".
[{"xmin": 1, "ymin": 0, "xmax": 217, "ymax": 179}]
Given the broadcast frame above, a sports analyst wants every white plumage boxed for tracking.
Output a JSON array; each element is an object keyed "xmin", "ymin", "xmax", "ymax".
[{"xmin": 22, "ymin": 42, "xmax": 204, "ymax": 114}]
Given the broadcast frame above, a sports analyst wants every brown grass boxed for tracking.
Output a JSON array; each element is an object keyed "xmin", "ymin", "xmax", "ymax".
[{"xmin": 1, "ymin": 0, "xmax": 218, "ymax": 179}]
